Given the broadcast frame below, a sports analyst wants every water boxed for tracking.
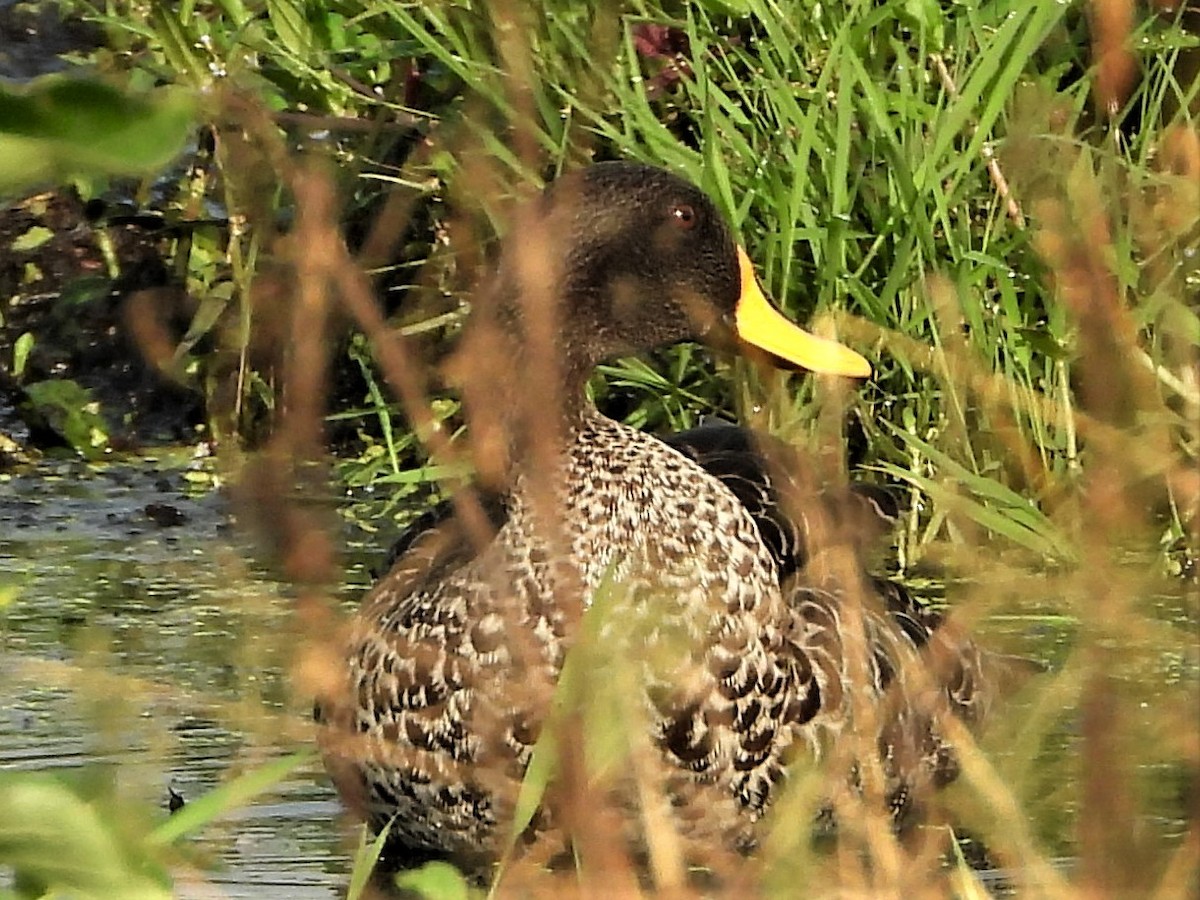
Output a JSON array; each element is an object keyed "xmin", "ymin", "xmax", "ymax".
[{"xmin": 0, "ymin": 456, "xmax": 377, "ymax": 898}]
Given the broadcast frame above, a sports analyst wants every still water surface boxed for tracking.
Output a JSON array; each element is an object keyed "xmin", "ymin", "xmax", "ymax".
[{"xmin": 0, "ymin": 457, "xmax": 375, "ymax": 898}]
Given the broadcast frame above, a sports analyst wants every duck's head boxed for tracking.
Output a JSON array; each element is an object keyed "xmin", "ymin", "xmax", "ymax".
[{"xmin": 488, "ymin": 161, "xmax": 871, "ymax": 382}]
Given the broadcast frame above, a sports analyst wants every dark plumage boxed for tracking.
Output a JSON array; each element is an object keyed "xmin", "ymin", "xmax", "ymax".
[{"xmin": 317, "ymin": 162, "xmax": 1001, "ymax": 874}]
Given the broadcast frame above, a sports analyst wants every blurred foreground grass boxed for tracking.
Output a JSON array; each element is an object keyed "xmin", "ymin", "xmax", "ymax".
[{"xmin": 0, "ymin": 0, "xmax": 1196, "ymax": 897}]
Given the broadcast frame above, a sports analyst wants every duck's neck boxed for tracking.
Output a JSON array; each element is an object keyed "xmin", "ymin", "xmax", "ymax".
[
  {"xmin": 452, "ymin": 283, "xmax": 605, "ymax": 478},
  {"xmin": 507, "ymin": 384, "xmax": 597, "ymax": 477},
  {"xmin": 457, "ymin": 354, "xmax": 599, "ymax": 494}
]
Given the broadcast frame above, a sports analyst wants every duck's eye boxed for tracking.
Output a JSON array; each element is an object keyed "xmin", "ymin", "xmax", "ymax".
[{"xmin": 669, "ymin": 203, "xmax": 697, "ymax": 230}]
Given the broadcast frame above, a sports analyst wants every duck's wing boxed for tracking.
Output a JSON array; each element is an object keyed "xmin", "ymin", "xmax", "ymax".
[
  {"xmin": 661, "ymin": 418, "xmax": 899, "ymax": 581},
  {"xmin": 664, "ymin": 421, "xmax": 1026, "ymax": 810},
  {"xmin": 371, "ymin": 489, "xmax": 509, "ymax": 587}
]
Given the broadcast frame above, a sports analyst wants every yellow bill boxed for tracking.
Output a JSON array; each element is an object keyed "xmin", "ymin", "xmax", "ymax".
[{"xmin": 734, "ymin": 246, "xmax": 872, "ymax": 378}]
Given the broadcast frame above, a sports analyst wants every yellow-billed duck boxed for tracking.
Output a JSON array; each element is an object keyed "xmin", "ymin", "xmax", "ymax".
[{"xmin": 317, "ymin": 162, "xmax": 999, "ymax": 871}]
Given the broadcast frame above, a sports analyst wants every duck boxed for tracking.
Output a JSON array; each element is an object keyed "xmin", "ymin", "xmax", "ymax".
[{"xmin": 317, "ymin": 161, "xmax": 999, "ymax": 875}]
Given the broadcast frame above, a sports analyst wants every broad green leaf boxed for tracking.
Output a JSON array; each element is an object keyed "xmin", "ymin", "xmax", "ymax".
[
  {"xmin": 0, "ymin": 78, "xmax": 194, "ymax": 198},
  {"xmin": 0, "ymin": 774, "xmax": 172, "ymax": 900},
  {"xmin": 22, "ymin": 379, "xmax": 109, "ymax": 459},
  {"xmin": 10, "ymin": 225, "xmax": 53, "ymax": 251},
  {"xmin": 148, "ymin": 6, "xmax": 206, "ymax": 83},
  {"xmin": 267, "ymin": 0, "xmax": 314, "ymax": 59},
  {"xmin": 215, "ymin": 0, "xmax": 252, "ymax": 28}
]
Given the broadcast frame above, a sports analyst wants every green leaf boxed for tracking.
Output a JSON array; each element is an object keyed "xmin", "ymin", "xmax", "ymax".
[
  {"xmin": 503, "ymin": 562, "xmax": 630, "ymax": 858},
  {"xmin": 393, "ymin": 860, "xmax": 473, "ymax": 900},
  {"xmin": 506, "ymin": 711, "xmax": 558, "ymax": 848},
  {"xmin": 0, "ymin": 773, "xmax": 172, "ymax": 900},
  {"xmin": 10, "ymin": 225, "xmax": 53, "ymax": 252},
  {"xmin": 58, "ymin": 275, "xmax": 112, "ymax": 308},
  {"xmin": 12, "ymin": 332, "xmax": 34, "ymax": 380},
  {"xmin": 901, "ymin": 0, "xmax": 945, "ymax": 50},
  {"xmin": 174, "ymin": 281, "xmax": 234, "ymax": 359},
  {"xmin": 947, "ymin": 827, "xmax": 992, "ymax": 900},
  {"xmin": 0, "ymin": 583, "xmax": 19, "ymax": 611},
  {"xmin": 881, "ymin": 423, "xmax": 1076, "ymax": 563},
  {"xmin": 1015, "ymin": 326, "xmax": 1072, "ymax": 361},
  {"xmin": 148, "ymin": 6, "xmax": 206, "ymax": 84},
  {"xmin": 22, "ymin": 379, "xmax": 109, "ymax": 459},
  {"xmin": 347, "ymin": 821, "xmax": 393, "ymax": 900},
  {"xmin": 268, "ymin": 0, "xmax": 314, "ymax": 59},
  {"xmin": 0, "ymin": 78, "xmax": 195, "ymax": 198},
  {"xmin": 214, "ymin": 0, "xmax": 252, "ymax": 28}
]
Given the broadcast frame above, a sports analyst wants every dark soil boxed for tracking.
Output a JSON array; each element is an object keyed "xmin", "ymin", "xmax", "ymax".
[
  {"xmin": 1, "ymin": 1, "xmax": 204, "ymax": 457},
  {"xmin": 0, "ymin": 189, "xmax": 206, "ymax": 454}
]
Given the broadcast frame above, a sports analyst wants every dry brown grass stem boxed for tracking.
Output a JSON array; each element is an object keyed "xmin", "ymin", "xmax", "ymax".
[
  {"xmin": 1149, "ymin": 821, "xmax": 1200, "ymax": 900},
  {"xmin": 1090, "ymin": 0, "xmax": 1138, "ymax": 119},
  {"xmin": 929, "ymin": 53, "xmax": 1027, "ymax": 230},
  {"xmin": 320, "ymin": 179, "xmax": 498, "ymax": 549},
  {"xmin": 940, "ymin": 713, "xmax": 1073, "ymax": 899}
]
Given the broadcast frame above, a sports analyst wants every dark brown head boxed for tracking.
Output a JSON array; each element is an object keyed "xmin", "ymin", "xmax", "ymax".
[
  {"xmin": 482, "ymin": 161, "xmax": 871, "ymax": 387},
  {"xmin": 527, "ymin": 163, "xmax": 741, "ymax": 366}
]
